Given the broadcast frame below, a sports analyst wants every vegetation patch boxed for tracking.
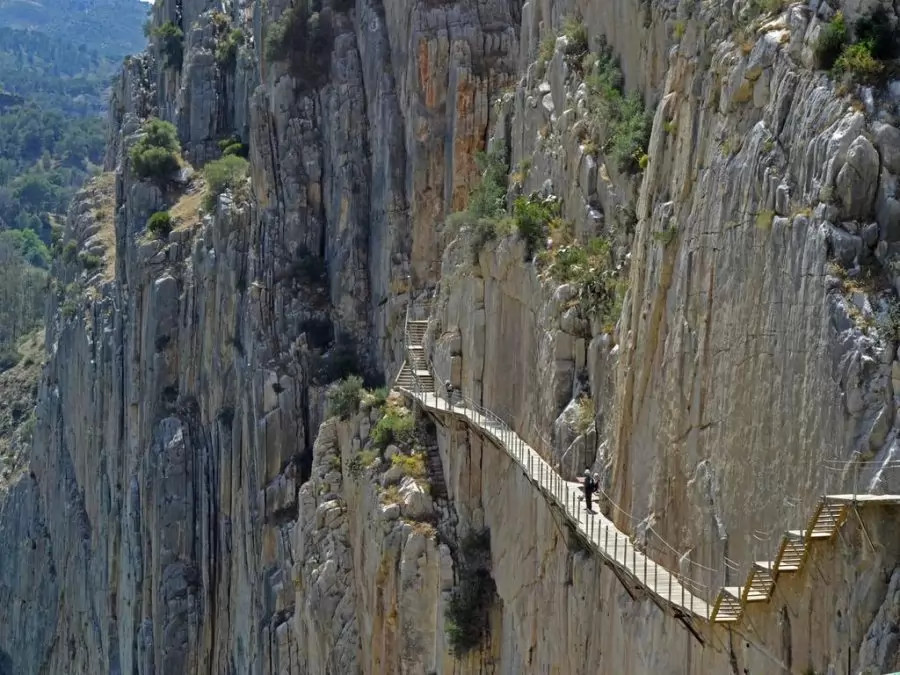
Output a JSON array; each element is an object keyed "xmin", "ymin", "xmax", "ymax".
[
  {"xmin": 371, "ymin": 404, "xmax": 415, "ymax": 449},
  {"xmin": 574, "ymin": 396, "xmax": 594, "ymax": 434},
  {"xmin": 203, "ymin": 155, "xmax": 249, "ymax": 209},
  {"xmin": 512, "ymin": 195, "xmax": 558, "ymax": 259},
  {"xmin": 130, "ymin": 118, "xmax": 181, "ymax": 182},
  {"xmin": 361, "ymin": 386, "xmax": 388, "ymax": 409},
  {"xmin": 218, "ymin": 135, "xmax": 249, "ymax": 158},
  {"xmin": 446, "ymin": 529, "xmax": 497, "ymax": 657},
  {"xmin": 581, "ymin": 39, "xmax": 652, "ymax": 173},
  {"xmin": 264, "ymin": 1, "xmax": 334, "ymax": 89},
  {"xmin": 347, "ymin": 448, "xmax": 379, "ymax": 478},
  {"xmin": 391, "ymin": 451, "xmax": 426, "ymax": 479},
  {"xmin": 326, "ymin": 374, "xmax": 364, "ymax": 419},
  {"xmin": 817, "ymin": 8, "xmax": 898, "ymax": 85},
  {"xmin": 146, "ymin": 211, "xmax": 174, "ymax": 239},
  {"xmin": 537, "ymin": 236, "xmax": 627, "ymax": 332},
  {"xmin": 651, "ymin": 223, "xmax": 678, "ymax": 246},
  {"xmin": 445, "ymin": 145, "xmax": 511, "ymax": 262},
  {"xmin": 151, "ymin": 21, "xmax": 184, "ymax": 70}
]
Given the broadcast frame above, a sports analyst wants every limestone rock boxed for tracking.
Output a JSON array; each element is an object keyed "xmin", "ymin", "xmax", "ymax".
[{"xmin": 836, "ymin": 136, "xmax": 880, "ymax": 220}]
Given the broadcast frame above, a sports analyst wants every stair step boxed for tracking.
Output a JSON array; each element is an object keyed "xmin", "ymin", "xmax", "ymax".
[{"xmin": 787, "ymin": 529, "xmax": 832, "ymax": 540}]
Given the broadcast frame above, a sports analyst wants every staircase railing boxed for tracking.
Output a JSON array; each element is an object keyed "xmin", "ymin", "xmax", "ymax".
[{"xmin": 392, "ymin": 295, "xmax": 900, "ymax": 626}]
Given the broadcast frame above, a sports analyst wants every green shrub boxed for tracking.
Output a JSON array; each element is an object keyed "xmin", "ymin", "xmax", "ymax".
[
  {"xmin": 347, "ymin": 449, "xmax": 379, "ymax": 478},
  {"xmin": 815, "ymin": 12, "xmax": 848, "ymax": 70},
  {"xmin": 512, "ymin": 195, "xmax": 556, "ymax": 258},
  {"xmin": 215, "ymin": 28, "xmax": 245, "ymax": 66},
  {"xmin": 146, "ymin": 211, "xmax": 174, "ymax": 239},
  {"xmin": 584, "ymin": 41, "xmax": 652, "ymax": 174},
  {"xmin": 371, "ymin": 406, "xmax": 415, "ymax": 448},
  {"xmin": 327, "ymin": 375, "xmax": 364, "ymax": 418},
  {"xmin": 361, "ymin": 386, "xmax": 389, "ymax": 409},
  {"xmin": 467, "ymin": 146, "xmax": 508, "ymax": 219},
  {"xmin": 132, "ymin": 146, "xmax": 180, "ymax": 180},
  {"xmin": 445, "ymin": 144, "xmax": 511, "ymax": 262},
  {"xmin": 20, "ymin": 412, "xmax": 35, "ymax": 442},
  {"xmin": 151, "ymin": 21, "xmax": 184, "ymax": 69},
  {"xmin": 203, "ymin": 155, "xmax": 249, "ymax": 209},
  {"xmin": 61, "ymin": 240, "xmax": 78, "ymax": 263},
  {"xmin": 651, "ymin": 224, "xmax": 678, "ymax": 246},
  {"xmin": 217, "ymin": 135, "xmax": 249, "ymax": 158},
  {"xmin": 130, "ymin": 118, "xmax": 181, "ymax": 181},
  {"xmin": 536, "ymin": 33, "xmax": 556, "ymax": 74},
  {"xmin": 391, "ymin": 451, "xmax": 427, "ymax": 479},
  {"xmin": 264, "ymin": 3, "xmax": 333, "ymax": 88},
  {"xmin": 445, "ymin": 529, "xmax": 496, "ymax": 657},
  {"xmin": 833, "ymin": 41, "xmax": 883, "ymax": 82},
  {"xmin": 562, "ymin": 16, "xmax": 588, "ymax": 56},
  {"xmin": 60, "ymin": 301, "xmax": 78, "ymax": 319},
  {"xmin": 78, "ymin": 253, "xmax": 101, "ymax": 270},
  {"xmin": 539, "ymin": 236, "xmax": 626, "ymax": 330},
  {"xmin": 223, "ymin": 142, "xmax": 249, "ymax": 157}
]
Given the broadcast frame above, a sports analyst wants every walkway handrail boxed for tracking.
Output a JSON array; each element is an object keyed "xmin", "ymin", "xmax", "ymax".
[{"xmin": 395, "ymin": 296, "xmax": 900, "ymax": 626}]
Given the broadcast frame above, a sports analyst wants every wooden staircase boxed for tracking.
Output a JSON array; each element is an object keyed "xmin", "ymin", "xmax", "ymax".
[
  {"xmin": 395, "ymin": 317, "xmax": 434, "ymax": 394},
  {"xmin": 709, "ymin": 498, "xmax": 850, "ymax": 622}
]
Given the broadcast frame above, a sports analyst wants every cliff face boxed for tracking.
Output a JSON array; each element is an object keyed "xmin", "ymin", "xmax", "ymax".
[{"xmin": 3, "ymin": 0, "xmax": 900, "ymax": 673}]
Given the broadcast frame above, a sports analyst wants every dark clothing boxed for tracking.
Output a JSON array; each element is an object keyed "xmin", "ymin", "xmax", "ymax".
[{"xmin": 583, "ymin": 476, "xmax": 597, "ymax": 512}]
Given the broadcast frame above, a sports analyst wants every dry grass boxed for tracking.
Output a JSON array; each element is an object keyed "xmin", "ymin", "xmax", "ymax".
[
  {"xmin": 170, "ymin": 178, "xmax": 206, "ymax": 232},
  {"xmin": 86, "ymin": 172, "xmax": 117, "ymax": 279}
]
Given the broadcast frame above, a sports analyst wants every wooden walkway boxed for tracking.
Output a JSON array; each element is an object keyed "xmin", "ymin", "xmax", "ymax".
[{"xmin": 394, "ymin": 306, "xmax": 900, "ymax": 626}]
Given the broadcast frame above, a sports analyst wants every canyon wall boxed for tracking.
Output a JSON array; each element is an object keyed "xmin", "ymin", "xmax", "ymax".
[{"xmin": 1, "ymin": 0, "xmax": 900, "ymax": 674}]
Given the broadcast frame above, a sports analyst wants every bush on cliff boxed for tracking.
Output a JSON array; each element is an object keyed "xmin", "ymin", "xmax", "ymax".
[
  {"xmin": 327, "ymin": 375, "xmax": 364, "ymax": 419},
  {"xmin": 815, "ymin": 12, "xmax": 848, "ymax": 70},
  {"xmin": 445, "ymin": 145, "xmax": 511, "ymax": 262},
  {"xmin": 146, "ymin": 211, "xmax": 174, "ymax": 239},
  {"xmin": 130, "ymin": 118, "xmax": 181, "ymax": 181},
  {"xmin": 203, "ymin": 155, "xmax": 249, "ymax": 209},
  {"xmin": 151, "ymin": 21, "xmax": 184, "ymax": 70},
  {"xmin": 371, "ymin": 406, "xmax": 414, "ymax": 448},
  {"xmin": 582, "ymin": 40, "xmax": 652, "ymax": 173},
  {"xmin": 264, "ymin": 2, "xmax": 332, "ymax": 88}
]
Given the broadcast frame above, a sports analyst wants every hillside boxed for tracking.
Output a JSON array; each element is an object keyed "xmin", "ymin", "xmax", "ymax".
[
  {"xmin": 0, "ymin": 0, "xmax": 144, "ymax": 368},
  {"xmin": 0, "ymin": 0, "xmax": 146, "ymax": 59}
]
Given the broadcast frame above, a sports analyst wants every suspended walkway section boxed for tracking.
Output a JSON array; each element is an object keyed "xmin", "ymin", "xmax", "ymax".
[{"xmin": 394, "ymin": 302, "xmax": 900, "ymax": 627}]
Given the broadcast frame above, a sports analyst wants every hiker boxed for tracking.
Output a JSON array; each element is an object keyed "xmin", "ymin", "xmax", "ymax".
[{"xmin": 582, "ymin": 469, "xmax": 597, "ymax": 513}]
